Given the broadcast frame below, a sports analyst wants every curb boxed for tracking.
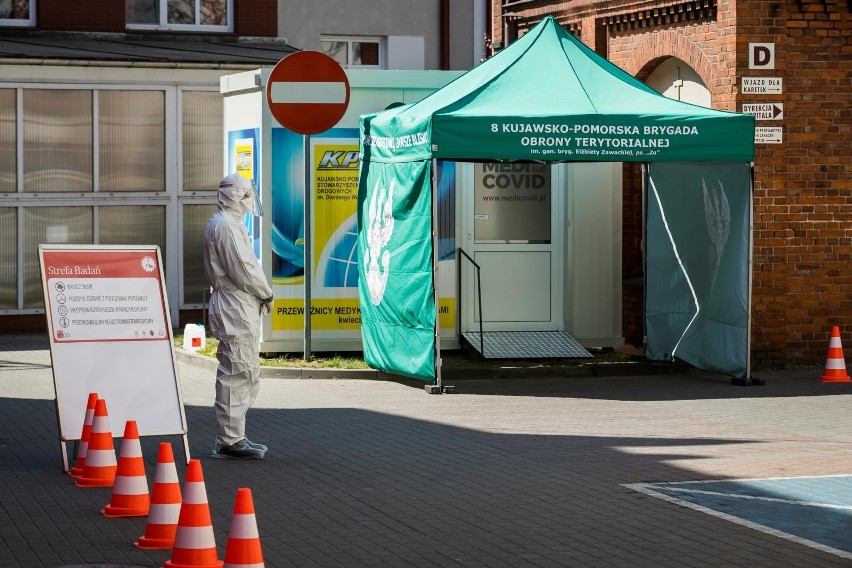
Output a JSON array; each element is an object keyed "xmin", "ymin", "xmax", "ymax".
[
  {"xmin": 174, "ymin": 348, "xmax": 383, "ymax": 380},
  {"xmin": 174, "ymin": 348, "xmax": 690, "ymax": 381}
]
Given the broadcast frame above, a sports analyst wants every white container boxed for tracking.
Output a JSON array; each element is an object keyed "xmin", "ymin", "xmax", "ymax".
[{"xmin": 183, "ymin": 323, "xmax": 206, "ymax": 352}]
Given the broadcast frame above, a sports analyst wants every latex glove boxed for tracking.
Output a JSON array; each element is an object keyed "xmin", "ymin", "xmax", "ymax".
[{"xmin": 260, "ymin": 296, "xmax": 273, "ymax": 316}]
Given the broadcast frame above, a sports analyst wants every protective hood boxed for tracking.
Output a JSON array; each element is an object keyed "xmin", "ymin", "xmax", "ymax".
[{"xmin": 218, "ymin": 173, "xmax": 261, "ymax": 217}]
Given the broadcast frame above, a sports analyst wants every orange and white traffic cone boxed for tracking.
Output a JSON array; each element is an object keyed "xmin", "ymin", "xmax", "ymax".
[
  {"xmin": 69, "ymin": 392, "xmax": 98, "ymax": 478},
  {"xmin": 75, "ymin": 398, "xmax": 117, "ymax": 487},
  {"xmin": 164, "ymin": 459, "xmax": 223, "ymax": 568},
  {"xmin": 135, "ymin": 442, "xmax": 182, "ymax": 550},
  {"xmin": 821, "ymin": 326, "xmax": 851, "ymax": 383},
  {"xmin": 223, "ymin": 488, "xmax": 264, "ymax": 568},
  {"xmin": 102, "ymin": 420, "xmax": 150, "ymax": 517}
]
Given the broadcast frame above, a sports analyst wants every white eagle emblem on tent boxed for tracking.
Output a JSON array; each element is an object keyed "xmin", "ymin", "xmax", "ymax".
[{"xmin": 364, "ymin": 179, "xmax": 395, "ymax": 305}]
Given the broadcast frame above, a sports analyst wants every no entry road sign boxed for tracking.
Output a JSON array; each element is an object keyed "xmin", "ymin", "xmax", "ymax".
[{"xmin": 266, "ymin": 51, "xmax": 350, "ymax": 135}]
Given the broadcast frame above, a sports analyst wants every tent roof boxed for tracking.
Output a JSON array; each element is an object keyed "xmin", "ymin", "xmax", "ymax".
[{"xmin": 361, "ymin": 17, "xmax": 754, "ymax": 163}]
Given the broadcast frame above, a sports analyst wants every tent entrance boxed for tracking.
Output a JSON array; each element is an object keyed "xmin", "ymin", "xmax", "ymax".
[{"xmin": 459, "ymin": 162, "xmax": 562, "ymax": 333}]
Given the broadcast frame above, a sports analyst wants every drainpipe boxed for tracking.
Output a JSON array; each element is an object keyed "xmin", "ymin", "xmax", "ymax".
[
  {"xmin": 440, "ymin": 0, "xmax": 449, "ymax": 70},
  {"xmin": 485, "ymin": 0, "xmax": 492, "ymax": 58}
]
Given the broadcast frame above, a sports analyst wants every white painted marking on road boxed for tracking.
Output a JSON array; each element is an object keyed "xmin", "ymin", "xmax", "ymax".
[
  {"xmin": 624, "ymin": 481, "xmax": 852, "ymax": 561},
  {"xmin": 658, "ymin": 486, "xmax": 852, "ymax": 511}
]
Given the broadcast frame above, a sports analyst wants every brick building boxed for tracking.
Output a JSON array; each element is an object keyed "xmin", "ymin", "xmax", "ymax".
[{"xmin": 490, "ymin": 0, "xmax": 850, "ymax": 367}]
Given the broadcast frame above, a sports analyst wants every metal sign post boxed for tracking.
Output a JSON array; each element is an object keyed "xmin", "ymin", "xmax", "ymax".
[{"xmin": 265, "ymin": 51, "xmax": 351, "ymax": 359}]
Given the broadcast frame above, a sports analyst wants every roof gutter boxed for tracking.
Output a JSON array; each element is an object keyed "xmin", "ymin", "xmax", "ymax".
[{"xmin": 0, "ymin": 58, "xmax": 263, "ymax": 70}]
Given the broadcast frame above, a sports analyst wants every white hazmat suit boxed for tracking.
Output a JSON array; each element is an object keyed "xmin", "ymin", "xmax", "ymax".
[{"xmin": 203, "ymin": 173, "xmax": 273, "ymax": 459}]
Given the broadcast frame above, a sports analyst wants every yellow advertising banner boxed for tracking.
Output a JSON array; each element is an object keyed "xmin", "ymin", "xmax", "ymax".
[
  {"xmin": 274, "ymin": 298, "xmax": 456, "ymax": 331},
  {"xmin": 313, "ymin": 143, "xmax": 360, "ymax": 270},
  {"xmin": 235, "ymin": 139, "xmax": 254, "ymax": 181},
  {"xmin": 270, "ymin": 134, "xmax": 457, "ymax": 337}
]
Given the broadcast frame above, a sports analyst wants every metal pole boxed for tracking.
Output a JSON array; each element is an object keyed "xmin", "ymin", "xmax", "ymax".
[
  {"xmin": 641, "ymin": 163, "xmax": 647, "ymax": 351},
  {"xmin": 747, "ymin": 163, "xmax": 755, "ymax": 383},
  {"xmin": 304, "ymin": 133, "xmax": 312, "ymax": 360},
  {"xmin": 476, "ymin": 262, "xmax": 483, "ymax": 356},
  {"xmin": 431, "ymin": 159, "xmax": 442, "ymax": 390}
]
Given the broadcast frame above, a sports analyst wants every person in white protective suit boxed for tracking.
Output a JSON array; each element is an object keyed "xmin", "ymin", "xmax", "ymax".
[{"xmin": 203, "ymin": 173, "xmax": 274, "ymax": 460}]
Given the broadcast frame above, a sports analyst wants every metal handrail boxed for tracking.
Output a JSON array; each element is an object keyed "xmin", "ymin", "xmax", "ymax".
[{"xmin": 457, "ymin": 247, "xmax": 484, "ymax": 356}]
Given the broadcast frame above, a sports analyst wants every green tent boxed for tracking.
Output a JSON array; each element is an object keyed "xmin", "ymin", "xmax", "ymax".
[{"xmin": 357, "ymin": 16, "xmax": 756, "ymax": 383}]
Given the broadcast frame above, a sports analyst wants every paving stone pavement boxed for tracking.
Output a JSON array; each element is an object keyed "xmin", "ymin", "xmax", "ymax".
[{"xmin": 1, "ymin": 333, "xmax": 851, "ymax": 567}]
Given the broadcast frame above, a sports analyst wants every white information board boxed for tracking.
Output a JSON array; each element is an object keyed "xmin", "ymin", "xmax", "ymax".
[
  {"xmin": 755, "ymin": 127, "xmax": 783, "ymax": 144},
  {"xmin": 741, "ymin": 77, "xmax": 783, "ymax": 94},
  {"xmin": 39, "ymin": 245, "xmax": 189, "ymax": 470},
  {"xmin": 742, "ymin": 103, "xmax": 784, "ymax": 121}
]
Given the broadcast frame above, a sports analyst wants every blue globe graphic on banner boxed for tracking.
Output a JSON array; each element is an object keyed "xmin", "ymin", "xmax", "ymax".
[{"xmin": 316, "ymin": 214, "xmax": 359, "ymax": 288}]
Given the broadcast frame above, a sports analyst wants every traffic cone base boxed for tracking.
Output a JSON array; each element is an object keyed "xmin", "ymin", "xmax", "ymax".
[
  {"xmin": 821, "ymin": 326, "xmax": 851, "ymax": 383},
  {"xmin": 103, "ymin": 476, "xmax": 150, "ymax": 517},
  {"xmin": 134, "ymin": 503, "xmax": 181, "ymax": 549},
  {"xmin": 135, "ymin": 441, "xmax": 181, "ymax": 550},
  {"xmin": 164, "ymin": 540, "xmax": 223, "ymax": 568},
  {"xmin": 75, "ymin": 399, "xmax": 117, "ymax": 487},
  {"xmin": 70, "ymin": 392, "xmax": 98, "ymax": 478},
  {"xmin": 102, "ymin": 420, "xmax": 149, "ymax": 517}
]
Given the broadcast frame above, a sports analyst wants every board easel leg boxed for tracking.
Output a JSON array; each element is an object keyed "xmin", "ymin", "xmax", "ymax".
[
  {"xmin": 181, "ymin": 433, "xmax": 191, "ymax": 464},
  {"xmin": 60, "ymin": 440, "xmax": 69, "ymax": 473}
]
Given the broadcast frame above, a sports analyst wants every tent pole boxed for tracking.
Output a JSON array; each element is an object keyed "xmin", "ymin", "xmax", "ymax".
[
  {"xmin": 432, "ymin": 158, "xmax": 444, "ymax": 392},
  {"xmin": 746, "ymin": 163, "xmax": 761, "ymax": 385},
  {"xmin": 641, "ymin": 163, "xmax": 648, "ymax": 353}
]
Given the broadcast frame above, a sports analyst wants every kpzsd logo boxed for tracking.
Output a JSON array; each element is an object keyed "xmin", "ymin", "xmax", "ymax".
[{"xmin": 318, "ymin": 150, "xmax": 360, "ymax": 170}]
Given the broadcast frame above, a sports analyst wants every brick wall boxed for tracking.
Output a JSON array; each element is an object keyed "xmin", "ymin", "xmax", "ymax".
[
  {"xmin": 38, "ymin": 0, "xmax": 125, "ymax": 32},
  {"xmin": 492, "ymin": 0, "xmax": 851, "ymax": 367},
  {"xmin": 34, "ymin": 0, "xmax": 277, "ymax": 36},
  {"xmin": 235, "ymin": 0, "xmax": 277, "ymax": 37},
  {"xmin": 745, "ymin": 0, "xmax": 851, "ymax": 366}
]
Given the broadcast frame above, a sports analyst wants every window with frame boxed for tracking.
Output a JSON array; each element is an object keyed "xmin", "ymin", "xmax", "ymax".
[
  {"xmin": 321, "ymin": 36, "xmax": 383, "ymax": 69},
  {"xmin": 0, "ymin": 0, "xmax": 34, "ymax": 27},
  {"xmin": 126, "ymin": 0, "xmax": 231, "ymax": 31}
]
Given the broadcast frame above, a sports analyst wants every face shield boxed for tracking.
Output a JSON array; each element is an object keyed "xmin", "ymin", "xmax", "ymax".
[
  {"xmin": 219, "ymin": 174, "xmax": 262, "ymax": 217},
  {"xmin": 243, "ymin": 178, "xmax": 263, "ymax": 217}
]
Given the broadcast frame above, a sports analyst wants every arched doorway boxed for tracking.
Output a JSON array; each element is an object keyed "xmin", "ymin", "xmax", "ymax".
[{"xmin": 645, "ymin": 57, "xmax": 711, "ymax": 107}]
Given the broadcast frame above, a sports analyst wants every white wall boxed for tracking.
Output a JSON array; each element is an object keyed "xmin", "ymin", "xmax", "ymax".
[
  {"xmin": 278, "ymin": 0, "xmax": 485, "ymax": 71},
  {"xmin": 563, "ymin": 162, "xmax": 624, "ymax": 346}
]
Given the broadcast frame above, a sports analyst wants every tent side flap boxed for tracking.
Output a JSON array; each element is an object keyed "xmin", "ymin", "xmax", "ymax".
[
  {"xmin": 645, "ymin": 162, "xmax": 751, "ymax": 378},
  {"xmin": 357, "ymin": 158, "xmax": 437, "ymax": 381}
]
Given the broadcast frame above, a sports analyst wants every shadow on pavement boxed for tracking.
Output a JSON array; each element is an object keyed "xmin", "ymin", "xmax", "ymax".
[
  {"xmin": 394, "ymin": 369, "xmax": 851, "ymax": 402},
  {"xmin": 2, "ymin": 395, "xmax": 845, "ymax": 567}
]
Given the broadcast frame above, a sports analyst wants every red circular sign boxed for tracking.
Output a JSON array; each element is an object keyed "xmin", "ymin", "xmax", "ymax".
[{"xmin": 266, "ymin": 51, "xmax": 351, "ymax": 135}]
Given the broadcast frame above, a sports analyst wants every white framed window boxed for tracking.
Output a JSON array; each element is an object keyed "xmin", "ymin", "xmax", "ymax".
[
  {"xmin": 321, "ymin": 36, "xmax": 383, "ymax": 69},
  {"xmin": 126, "ymin": 0, "xmax": 232, "ymax": 32},
  {"xmin": 0, "ymin": 83, "xmax": 223, "ymax": 314},
  {"xmin": 0, "ymin": 0, "xmax": 35, "ymax": 27}
]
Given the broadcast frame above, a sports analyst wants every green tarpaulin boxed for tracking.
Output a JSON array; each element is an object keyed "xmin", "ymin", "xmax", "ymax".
[
  {"xmin": 357, "ymin": 160, "xmax": 436, "ymax": 380},
  {"xmin": 645, "ymin": 163, "xmax": 751, "ymax": 378},
  {"xmin": 361, "ymin": 17, "xmax": 754, "ymax": 164},
  {"xmin": 358, "ymin": 16, "xmax": 755, "ymax": 382}
]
